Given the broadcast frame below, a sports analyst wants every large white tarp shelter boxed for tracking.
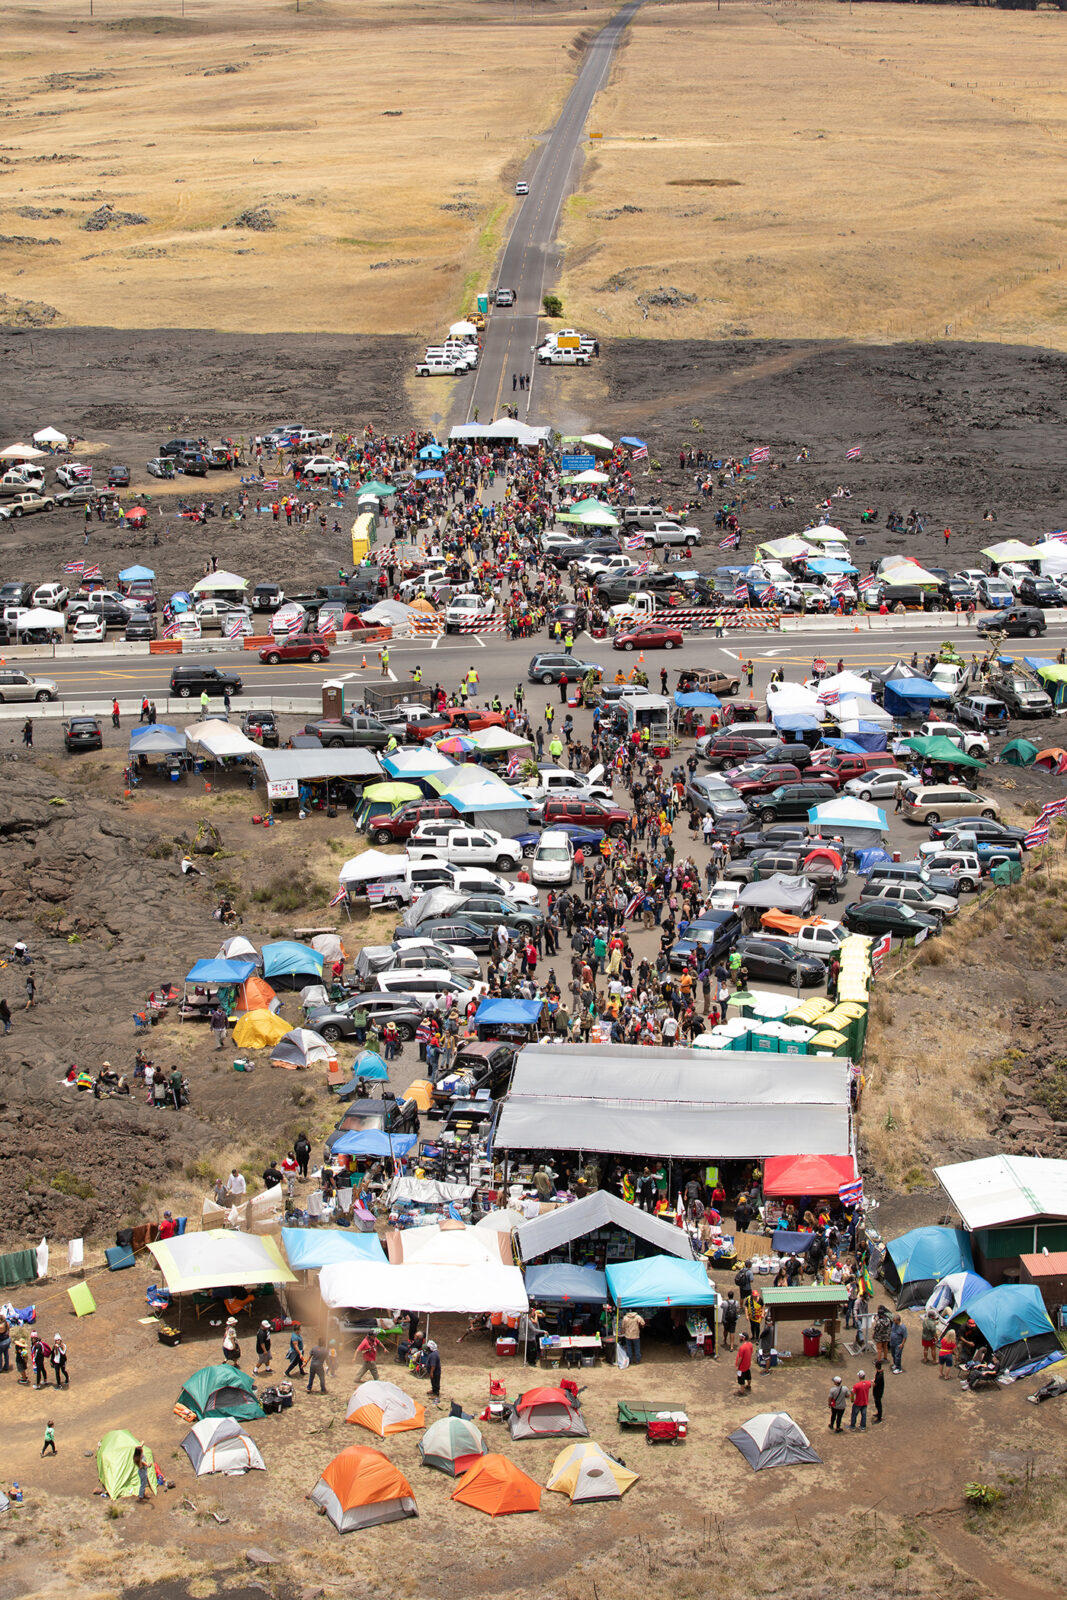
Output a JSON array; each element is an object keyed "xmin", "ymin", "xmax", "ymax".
[
  {"xmin": 516, "ymin": 1190, "xmax": 697, "ymax": 1263},
  {"xmin": 252, "ymin": 748, "xmax": 382, "ymax": 785},
  {"xmin": 449, "ymin": 419, "xmax": 553, "ymax": 446},
  {"xmin": 148, "ymin": 1230, "xmax": 295, "ymax": 1292},
  {"xmin": 934, "ymin": 1155, "xmax": 1067, "ymax": 1230},
  {"xmin": 493, "ymin": 1043, "xmax": 850, "ymax": 1160},
  {"xmin": 318, "ymin": 1260, "xmax": 529, "ymax": 1316},
  {"xmin": 184, "ymin": 719, "xmax": 258, "ymax": 759}
]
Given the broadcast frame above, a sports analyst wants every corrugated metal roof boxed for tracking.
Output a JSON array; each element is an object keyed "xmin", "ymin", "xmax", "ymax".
[
  {"xmin": 934, "ymin": 1154, "xmax": 1067, "ymax": 1230},
  {"xmin": 515, "ymin": 1191, "xmax": 696, "ymax": 1263},
  {"xmin": 253, "ymin": 748, "xmax": 382, "ymax": 782}
]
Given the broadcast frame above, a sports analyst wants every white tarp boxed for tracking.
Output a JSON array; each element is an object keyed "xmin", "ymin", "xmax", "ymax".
[
  {"xmin": 934, "ymin": 1154, "xmax": 1067, "ymax": 1230},
  {"xmin": 148, "ymin": 1225, "xmax": 295, "ymax": 1291},
  {"xmin": 516, "ymin": 1191, "xmax": 696, "ymax": 1263},
  {"xmin": 339, "ymin": 849, "xmax": 410, "ymax": 884},
  {"xmin": 318, "ymin": 1260, "xmax": 529, "ymax": 1315},
  {"xmin": 388, "ymin": 1224, "xmax": 508, "ymax": 1268},
  {"xmin": 385, "ymin": 1176, "xmax": 475, "ymax": 1206},
  {"xmin": 495, "ymin": 1043, "xmax": 850, "ymax": 1160},
  {"xmin": 185, "ymin": 719, "xmax": 258, "ymax": 759}
]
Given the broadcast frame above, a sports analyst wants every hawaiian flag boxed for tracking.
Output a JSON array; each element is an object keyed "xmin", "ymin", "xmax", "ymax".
[
  {"xmin": 631, "ymin": 444, "xmax": 648, "ymax": 460},
  {"xmin": 225, "ymin": 613, "xmax": 246, "ymax": 639},
  {"xmin": 262, "ymin": 479, "xmax": 279, "ymax": 491},
  {"xmin": 632, "ymin": 560, "xmax": 651, "ymax": 576},
  {"xmin": 286, "ymin": 611, "xmax": 304, "ymax": 635},
  {"xmin": 625, "ymin": 533, "xmax": 646, "ymax": 550},
  {"xmin": 859, "ymin": 573, "xmax": 878, "ymax": 593},
  {"xmin": 831, "ymin": 576, "xmax": 850, "ymax": 595},
  {"xmin": 624, "ymin": 892, "xmax": 641, "ymax": 919},
  {"xmin": 83, "ymin": 564, "xmax": 102, "ymax": 580},
  {"xmin": 719, "ymin": 531, "xmax": 739, "ymax": 550},
  {"xmin": 1024, "ymin": 822, "xmax": 1050, "ymax": 850},
  {"xmin": 318, "ymin": 614, "xmax": 337, "ymax": 638},
  {"xmin": 734, "ymin": 582, "xmax": 749, "ymax": 603},
  {"xmin": 846, "ymin": 444, "xmax": 863, "ymax": 460},
  {"xmin": 161, "ymin": 619, "xmax": 181, "ymax": 639},
  {"xmin": 1037, "ymin": 798, "xmax": 1066, "ymax": 822},
  {"xmin": 328, "ymin": 885, "xmax": 348, "ymax": 908},
  {"xmin": 64, "ymin": 560, "xmax": 85, "ymax": 574},
  {"xmin": 749, "ymin": 446, "xmax": 770, "ymax": 463},
  {"xmin": 366, "ymin": 882, "xmax": 387, "ymax": 903},
  {"xmin": 839, "ymin": 1178, "xmax": 863, "ymax": 1207}
]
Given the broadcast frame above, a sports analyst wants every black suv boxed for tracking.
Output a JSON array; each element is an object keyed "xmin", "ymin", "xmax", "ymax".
[
  {"xmin": 1017, "ymin": 577, "xmax": 1061, "ymax": 609},
  {"xmin": 161, "ymin": 437, "xmax": 207, "ymax": 457},
  {"xmin": 976, "ymin": 605, "xmax": 1046, "ymax": 639},
  {"xmin": 755, "ymin": 782, "xmax": 837, "ymax": 823},
  {"xmin": 169, "ymin": 665, "xmax": 243, "ymax": 699}
]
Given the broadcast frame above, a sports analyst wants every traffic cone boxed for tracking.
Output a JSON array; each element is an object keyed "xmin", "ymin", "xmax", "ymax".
[
  {"xmin": 639, "ymin": 651, "xmax": 645, "ymax": 665},
  {"xmin": 748, "ymin": 687, "xmax": 754, "ymax": 700},
  {"xmin": 361, "ymin": 654, "xmax": 367, "ymax": 669}
]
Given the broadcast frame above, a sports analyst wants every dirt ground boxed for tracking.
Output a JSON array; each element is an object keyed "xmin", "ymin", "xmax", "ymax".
[
  {"xmin": 559, "ymin": 1, "xmax": 1067, "ymax": 349},
  {"xmin": 0, "ymin": 0, "xmax": 604, "ymax": 340}
]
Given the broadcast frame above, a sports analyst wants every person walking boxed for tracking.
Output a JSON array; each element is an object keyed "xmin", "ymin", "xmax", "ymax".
[
  {"xmin": 889, "ymin": 1314, "xmax": 908, "ymax": 1373},
  {"xmin": 619, "ymin": 1309, "xmax": 646, "ymax": 1365},
  {"xmin": 721, "ymin": 1291, "xmax": 739, "ymax": 1352},
  {"xmin": 139, "ymin": 696, "xmax": 151, "ymax": 724},
  {"xmin": 872, "ymin": 1359, "xmax": 885, "ymax": 1422},
  {"xmin": 111, "ymin": 698, "xmax": 121, "ymax": 729},
  {"xmin": 355, "ymin": 1331, "xmax": 384, "ymax": 1382},
  {"xmin": 306, "ymin": 1342, "xmax": 328, "ymax": 1394},
  {"xmin": 285, "ymin": 1328, "xmax": 306, "ymax": 1376},
  {"xmin": 735, "ymin": 1335, "xmax": 753, "ymax": 1394},
  {"xmin": 222, "ymin": 1318, "xmax": 241, "ymax": 1366},
  {"xmin": 827, "ymin": 1375, "xmax": 847, "ymax": 1432},
  {"xmin": 31, "ymin": 1334, "xmax": 48, "ymax": 1390},
  {"xmin": 938, "ymin": 1329, "xmax": 956, "ymax": 1379},
  {"xmin": 21, "ymin": 719, "xmax": 32, "ymax": 748},
  {"xmin": 423, "ymin": 1339, "xmax": 442, "ymax": 1406},
  {"xmin": 209, "ymin": 1004, "xmax": 227, "ymax": 1051},
  {"xmin": 0, "ymin": 998, "xmax": 11, "ymax": 1035},
  {"xmin": 199, "ymin": 690, "xmax": 210, "ymax": 716},
  {"xmin": 50, "ymin": 1334, "xmax": 69, "ymax": 1388},
  {"xmin": 41, "ymin": 1420, "xmax": 57, "ymax": 1457},
  {"xmin": 253, "ymin": 1320, "xmax": 273, "ymax": 1375},
  {"xmin": 849, "ymin": 1370, "xmax": 871, "ymax": 1431},
  {"xmin": 920, "ymin": 1310, "xmax": 937, "ymax": 1364},
  {"xmin": 294, "ymin": 1132, "xmax": 312, "ymax": 1179},
  {"xmin": 24, "ymin": 973, "xmax": 36, "ymax": 1010}
]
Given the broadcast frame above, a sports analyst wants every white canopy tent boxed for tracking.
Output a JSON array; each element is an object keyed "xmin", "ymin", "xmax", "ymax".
[
  {"xmin": 147, "ymin": 1229, "xmax": 295, "ymax": 1292},
  {"xmin": 184, "ymin": 719, "xmax": 258, "ymax": 759},
  {"xmin": 190, "ymin": 570, "xmax": 249, "ymax": 593},
  {"xmin": 516, "ymin": 1190, "xmax": 697, "ymax": 1263},
  {"xmin": 339, "ymin": 848, "xmax": 409, "ymax": 885},
  {"xmin": 318, "ymin": 1260, "xmax": 529, "ymax": 1315},
  {"xmin": 32, "ymin": 426, "xmax": 68, "ymax": 446},
  {"xmin": 0, "ymin": 442, "xmax": 46, "ymax": 461}
]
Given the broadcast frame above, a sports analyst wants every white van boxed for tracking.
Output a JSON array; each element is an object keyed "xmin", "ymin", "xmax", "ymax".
[
  {"xmin": 371, "ymin": 969, "xmax": 486, "ymax": 1008},
  {"xmin": 531, "ymin": 830, "xmax": 574, "ymax": 887}
]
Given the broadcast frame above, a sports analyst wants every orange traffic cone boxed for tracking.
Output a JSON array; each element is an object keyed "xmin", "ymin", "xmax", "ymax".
[
  {"xmin": 361, "ymin": 654, "xmax": 367, "ymax": 669},
  {"xmin": 638, "ymin": 651, "xmax": 645, "ymax": 665}
]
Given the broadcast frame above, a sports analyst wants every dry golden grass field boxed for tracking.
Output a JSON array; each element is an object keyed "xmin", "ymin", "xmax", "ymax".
[
  {"xmin": 0, "ymin": 0, "xmax": 607, "ymax": 337},
  {"xmin": 560, "ymin": 0, "xmax": 1067, "ymax": 348}
]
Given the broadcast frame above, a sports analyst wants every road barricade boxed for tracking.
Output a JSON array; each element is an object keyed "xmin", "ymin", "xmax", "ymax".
[{"xmin": 149, "ymin": 640, "xmax": 182, "ymax": 655}]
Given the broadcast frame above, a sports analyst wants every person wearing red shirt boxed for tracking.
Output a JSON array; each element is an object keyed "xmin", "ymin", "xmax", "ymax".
[
  {"xmin": 849, "ymin": 1371, "xmax": 872, "ymax": 1430},
  {"xmin": 735, "ymin": 1336, "xmax": 753, "ymax": 1392}
]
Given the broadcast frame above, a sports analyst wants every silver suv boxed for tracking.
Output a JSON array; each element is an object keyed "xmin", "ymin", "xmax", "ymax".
[{"xmin": 0, "ymin": 668, "xmax": 58, "ymax": 703}]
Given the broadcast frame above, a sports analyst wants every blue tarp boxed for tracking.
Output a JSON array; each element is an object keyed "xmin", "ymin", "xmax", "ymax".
[
  {"xmin": 620, "ymin": 436, "xmax": 647, "ymax": 449},
  {"xmin": 262, "ymin": 941, "xmax": 324, "ymax": 978},
  {"xmin": 818, "ymin": 737, "xmax": 868, "ymax": 754},
  {"xmin": 805, "ymin": 557, "xmax": 857, "ymax": 575},
  {"xmin": 773, "ymin": 711, "xmax": 821, "ymax": 732},
  {"xmin": 963, "ymin": 1284, "xmax": 1057, "ymax": 1353},
  {"xmin": 118, "ymin": 564, "xmax": 155, "ymax": 582},
  {"xmin": 606, "ymin": 1255, "xmax": 718, "ymax": 1309},
  {"xmin": 525, "ymin": 1263, "xmax": 608, "ymax": 1303},
  {"xmin": 185, "ymin": 959, "xmax": 257, "ymax": 985},
  {"xmin": 771, "ymin": 1230, "xmax": 817, "ymax": 1254},
  {"xmin": 414, "ymin": 470, "xmax": 445, "ymax": 481},
  {"xmin": 1023, "ymin": 656, "xmax": 1052, "ymax": 672},
  {"xmin": 473, "ymin": 997, "xmax": 543, "ymax": 1027},
  {"xmin": 854, "ymin": 847, "xmax": 893, "ymax": 876},
  {"xmin": 447, "ymin": 786, "xmax": 528, "ymax": 814},
  {"xmin": 883, "ymin": 678, "xmax": 954, "ymax": 718},
  {"xmin": 839, "ymin": 725, "xmax": 888, "ymax": 753},
  {"xmin": 674, "ymin": 691, "xmax": 723, "ymax": 709},
  {"xmin": 885, "ymin": 1225, "xmax": 973, "ymax": 1289},
  {"xmin": 281, "ymin": 1228, "xmax": 386, "ymax": 1270},
  {"xmin": 330, "ymin": 1130, "xmax": 418, "ymax": 1158}
]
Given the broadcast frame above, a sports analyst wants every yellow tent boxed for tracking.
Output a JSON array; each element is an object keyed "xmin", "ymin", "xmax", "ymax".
[
  {"xmin": 409, "ymin": 597, "xmax": 438, "ymax": 615},
  {"xmin": 545, "ymin": 1441, "xmax": 638, "ymax": 1503},
  {"xmin": 233, "ymin": 1008, "xmax": 291, "ymax": 1050},
  {"xmin": 401, "ymin": 1078, "xmax": 434, "ymax": 1112}
]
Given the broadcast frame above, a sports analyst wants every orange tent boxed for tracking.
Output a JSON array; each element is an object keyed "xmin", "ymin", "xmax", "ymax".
[
  {"xmin": 345, "ymin": 1381, "xmax": 425, "ymax": 1437},
  {"xmin": 1035, "ymin": 748, "xmax": 1067, "ymax": 774},
  {"xmin": 451, "ymin": 1453, "xmax": 541, "ymax": 1517},
  {"xmin": 234, "ymin": 975, "xmax": 277, "ymax": 1014},
  {"xmin": 310, "ymin": 1445, "xmax": 418, "ymax": 1533}
]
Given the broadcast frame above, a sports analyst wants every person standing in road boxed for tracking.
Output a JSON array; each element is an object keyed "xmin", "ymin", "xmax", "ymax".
[
  {"xmin": 210, "ymin": 1004, "xmax": 227, "ymax": 1051},
  {"xmin": 1, "ymin": 999, "xmax": 11, "ymax": 1037},
  {"xmin": 199, "ymin": 690, "xmax": 210, "ymax": 715},
  {"xmin": 41, "ymin": 1420, "xmax": 57, "ymax": 1457},
  {"xmin": 24, "ymin": 973, "xmax": 36, "ymax": 1011},
  {"xmin": 50, "ymin": 1333, "xmax": 69, "ymax": 1388},
  {"xmin": 222, "ymin": 1318, "xmax": 241, "ymax": 1365},
  {"xmin": 139, "ymin": 696, "xmax": 151, "ymax": 723},
  {"xmin": 721, "ymin": 1292, "xmax": 739, "ymax": 1351}
]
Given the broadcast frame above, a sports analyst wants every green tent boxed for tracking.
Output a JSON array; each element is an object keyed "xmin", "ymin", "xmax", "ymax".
[
  {"xmin": 1000, "ymin": 738, "xmax": 1039, "ymax": 766},
  {"xmin": 356, "ymin": 480, "xmax": 397, "ymax": 498},
  {"xmin": 97, "ymin": 1430, "xmax": 155, "ymax": 1499},
  {"xmin": 904, "ymin": 735, "xmax": 985, "ymax": 768},
  {"xmin": 177, "ymin": 1364, "xmax": 265, "ymax": 1423}
]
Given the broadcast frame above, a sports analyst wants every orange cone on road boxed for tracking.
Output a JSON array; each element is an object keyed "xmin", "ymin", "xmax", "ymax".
[{"xmin": 361, "ymin": 654, "xmax": 368, "ymax": 669}]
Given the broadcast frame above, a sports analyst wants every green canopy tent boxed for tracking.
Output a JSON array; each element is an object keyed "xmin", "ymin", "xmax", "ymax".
[
  {"xmin": 1036, "ymin": 664, "xmax": 1067, "ymax": 706},
  {"xmin": 903, "ymin": 735, "xmax": 985, "ymax": 769},
  {"xmin": 1000, "ymin": 738, "xmax": 1039, "ymax": 766},
  {"xmin": 557, "ymin": 501, "xmax": 619, "ymax": 527},
  {"xmin": 356, "ymin": 480, "xmax": 397, "ymax": 498},
  {"xmin": 177, "ymin": 1363, "xmax": 265, "ymax": 1422},
  {"xmin": 97, "ymin": 1430, "xmax": 156, "ymax": 1499}
]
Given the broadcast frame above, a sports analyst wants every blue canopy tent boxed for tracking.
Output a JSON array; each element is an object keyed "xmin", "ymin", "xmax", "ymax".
[
  {"xmin": 473, "ymin": 997, "xmax": 543, "ymax": 1028},
  {"xmin": 606, "ymin": 1256, "xmax": 717, "ymax": 1309},
  {"xmin": 419, "ymin": 444, "xmax": 446, "ymax": 460},
  {"xmin": 281, "ymin": 1229, "xmax": 386, "ymax": 1270},
  {"xmin": 331, "ymin": 1130, "xmax": 418, "ymax": 1159},
  {"xmin": 883, "ymin": 678, "xmax": 954, "ymax": 719},
  {"xmin": 414, "ymin": 470, "xmax": 446, "ymax": 481},
  {"xmin": 186, "ymin": 959, "xmax": 256, "ymax": 986},
  {"xmin": 805, "ymin": 556, "xmax": 857, "ymax": 575},
  {"xmin": 381, "ymin": 748, "xmax": 456, "ymax": 780},
  {"xmin": 883, "ymin": 1225, "xmax": 973, "ymax": 1309},
  {"xmin": 619, "ymin": 436, "xmax": 647, "ymax": 450},
  {"xmin": 773, "ymin": 711, "xmax": 821, "ymax": 735},
  {"xmin": 129, "ymin": 724, "xmax": 185, "ymax": 756},
  {"xmin": 957, "ymin": 1284, "xmax": 1060, "ymax": 1375},
  {"xmin": 525, "ymin": 1263, "xmax": 608, "ymax": 1304},
  {"xmin": 836, "ymin": 723, "xmax": 888, "ymax": 753},
  {"xmin": 674, "ymin": 691, "xmax": 722, "ymax": 710},
  {"xmin": 118, "ymin": 564, "xmax": 155, "ymax": 582},
  {"xmin": 261, "ymin": 941, "xmax": 324, "ymax": 990}
]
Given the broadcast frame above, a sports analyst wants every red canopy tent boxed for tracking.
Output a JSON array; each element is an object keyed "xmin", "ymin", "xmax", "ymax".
[{"xmin": 763, "ymin": 1154, "xmax": 856, "ymax": 1198}]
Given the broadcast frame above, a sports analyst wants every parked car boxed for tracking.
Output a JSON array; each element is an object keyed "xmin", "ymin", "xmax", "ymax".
[
  {"xmin": 954, "ymin": 694, "xmax": 1010, "ymax": 731},
  {"xmin": 538, "ymin": 797, "xmax": 629, "ymax": 837},
  {"xmin": 71, "ymin": 612, "xmax": 106, "ymax": 644},
  {"xmin": 0, "ymin": 490, "xmax": 55, "ymax": 520},
  {"xmin": 240, "ymin": 709, "xmax": 280, "ymax": 747},
  {"xmin": 393, "ymin": 918, "xmax": 495, "ymax": 954},
  {"xmin": 858, "ymin": 880, "xmax": 959, "ymax": 921},
  {"xmin": 169, "ymin": 665, "xmax": 243, "ymax": 699},
  {"xmin": 146, "ymin": 457, "xmax": 176, "ymax": 479},
  {"xmin": 252, "ymin": 582, "xmax": 285, "ymax": 612},
  {"xmin": 613, "ymin": 625, "xmax": 683, "ymax": 652},
  {"xmin": 843, "ymin": 901, "xmax": 942, "ymax": 940},
  {"xmin": 107, "ymin": 464, "xmax": 131, "ymax": 488},
  {"xmin": 515, "ymin": 180, "xmax": 529, "ymax": 195},
  {"xmin": 446, "ymin": 896, "xmax": 543, "ymax": 935},
  {"xmin": 684, "ymin": 776, "xmax": 752, "ymax": 823},
  {"xmin": 1017, "ymin": 577, "xmax": 1061, "ymax": 608},
  {"xmin": 755, "ymin": 782, "xmax": 837, "ymax": 823},
  {"xmin": 124, "ymin": 612, "xmax": 157, "ymax": 641},
  {"xmin": 917, "ymin": 720, "xmax": 989, "ymax": 758},
  {"xmin": 733, "ymin": 935, "xmax": 826, "ymax": 987},
  {"xmin": 986, "ymin": 674, "xmax": 1052, "ymax": 718},
  {"xmin": 527, "ymin": 653, "xmax": 603, "ymax": 684},
  {"xmin": 366, "ymin": 799, "xmax": 459, "ymax": 846},
  {"xmin": 725, "ymin": 762, "xmax": 806, "ymax": 799},
  {"xmin": 900, "ymin": 784, "xmax": 998, "ymax": 825},
  {"xmin": 259, "ymin": 633, "xmax": 330, "ymax": 665},
  {"xmin": 406, "ymin": 707, "xmax": 506, "ymax": 743},
  {"xmin": 31, "ymin": 582, "xmax": 69, "ymax": 609},
  {"xmin": 303, "ymin": 712, "xmax": 390, "ymax": 749},
  {"xmin": 307, "ymin": 993, "xmax": 424, "ymax": 1045},
  {"xmin": 63, "ymin": 716, "xmax": 102, "ymax": 752},
  {"xmin": 55, "ymin": 462, "xmax": 93, "ymax": 486},
  {"xmin": 842, "ymin": 769, "xmax": 911, "ymax": 803},
  {"xmin": 928, "ymin": 817, "xmax": 1024, "ymax": 845},
  {"xmin": 0, "ymin": 668, "xmax": 58, "ymax": 703}
]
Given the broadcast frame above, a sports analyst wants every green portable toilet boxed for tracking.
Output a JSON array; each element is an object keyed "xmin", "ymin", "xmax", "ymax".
[
  {"xmin": 477, "ymin": 294, "xmax": 489, "ymax": 315},
  {"xmin": 750, "ymin": 1027, "xmax": 779, "ymax": 1054},
  {"xmin": 809, "ymin": 1029, "xmax": 849, "ymax": 1056},
  {"xmin": 835, "ymin": 1001, "xmax": 868, "ymax": 1055}
]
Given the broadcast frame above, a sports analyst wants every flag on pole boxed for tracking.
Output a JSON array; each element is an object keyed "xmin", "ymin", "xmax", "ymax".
[
  {"xmin": 262, "ymin": 479, "xmax": 279, "ymax": 491},
  {"xmin": 733, "ymin": 582, "xmax": 749, "ymax": 603},
  {"xmin": 1024, "ymin": 822, "xmax": 1050, "ymax": 849},
  {"xmin": 624, "ymin": 892, "xmax": 641, "ymax": 919},
  {"xmin": 82, "ymin": 564, "xmax": 102, "ymax": 580},
  {"xmin": 64, "ymin": 560, "xmax": 85, "ymax": 574},
  {"xmin": 1037, "ymin": 798, "xmax": 1065, "ymax": 821},
  {"xmin": 749, "ymin": 446, "xmax": 770, "ymax": 463},
  {"xmin": 225, "ymin": 613, "xmax": 246, "ymax": 639},
  {"xmin": 625, "ymin": 533, "xmax": 646, "ymax": 550},
  {"xmin": 846, "ymin": 444, "xmax": 863, "ymax": 460},
  {"xmin": 286, "ymin": 611, "xmax": 304, "ymax": 635},
  {"xmin": 632, "ymin": 560, "xmax": 650, "ymax": 577},
  {"xmin": 631, "ymin": 444, "xmax": 648, "ymax": 461},
  {"xmin": 161, "ymin": 619, "xmax": 181, "ymax": 639},
  {"xmin": 838, "ymin": 1178, "xmax": 863, "ymax": 1207},
  {"xmin": 328, "ymin": 886, "xmax": 348, "ymax": 908},
  {"xmin": 718, "ymin": 531, "xmax": 739, "ymax": 550}
]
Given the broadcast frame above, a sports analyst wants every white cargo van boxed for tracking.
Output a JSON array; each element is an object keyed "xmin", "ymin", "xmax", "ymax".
[{"xmin": 531, "ymin": 830, "xmax": 574, "ymax": 887}]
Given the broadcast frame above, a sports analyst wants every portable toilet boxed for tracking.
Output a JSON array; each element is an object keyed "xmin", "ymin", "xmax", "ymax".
[
  {"xmin": 809, "ymin": 1029, "xmax": 849, "ymax": 1057},
  {"xmin": 477, "ymin": 294, "xmax": 489, "ymax": 315}
]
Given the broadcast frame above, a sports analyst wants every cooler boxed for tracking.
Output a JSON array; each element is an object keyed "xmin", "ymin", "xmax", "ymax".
[{"xmin": 495, "ymin": 1337, "xmax": 517, "ymax": 1357}]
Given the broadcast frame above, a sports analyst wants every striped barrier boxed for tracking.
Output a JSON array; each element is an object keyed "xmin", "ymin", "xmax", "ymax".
[
  {"xmin": 453, "ymin": 618, "xmax": 508, "ymax": 634},
  {"xmin": 631, "ymin": 608, "xmax": 781, "ymax": 631}
]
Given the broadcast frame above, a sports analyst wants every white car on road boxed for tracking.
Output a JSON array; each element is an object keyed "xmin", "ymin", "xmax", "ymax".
[{"xmin": 444, "ymin": 594, "xmax": 496, "ymax": 631}]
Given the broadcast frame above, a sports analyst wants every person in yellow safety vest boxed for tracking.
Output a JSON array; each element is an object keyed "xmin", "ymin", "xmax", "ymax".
[
  {"xmin": 640, "ymin": 725, "xmax": 650, "ymax": 744},
  {"xmin": 467, "ymin": 667, "xmax": 479, "ymax": 693},
  {"xmin": 545, "ymin": 703, "xmax": 554, "ymax": 727},
  {"xmin": 459, "ymin": 677, "xmax": 469, "ymax": 703},
  {"xmin": 379, "ymin": 647, "xmax": 390, "ymax": 678},
  {"xmin": 385, "ymin": 734, "xmax": 398, "ymax": 753},
  {"xmin": 599, "ymin": 835, "xmax": 611, "ymax": 860},
  {"xmin": 564, "ymin": 632, "xmax": 574, "ymax": 654},
  {"xmin": 548, "ymin": 736, "xmax": 564, "ymax": 762},
  {"xmin": 412, "ymin": 665, "xmax": 422, "ymax": 686}
]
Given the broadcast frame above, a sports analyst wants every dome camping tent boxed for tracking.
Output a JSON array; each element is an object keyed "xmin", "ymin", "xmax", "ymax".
[
  {"xmin": 545, "ymin": 1441, "xmax": 638, "ymax": 1503},
  {"xmin": 418, "ymin": 1416, "xmax": 487, "ymax": 1477},
  {"xmin": 181, "ymin": 1417, "xmax": 265, "ymax": 1477},
  {"xmin": 97, "ymin": 1431, "xmax": 156, "ymax": 1499},
  {"xmin": 507, "ymin": 1386, "xmax": 589, "ymax": 1441},
  {"xmin": 310, "ymin": 1446, "xmax": 418, "ymax": 1534},
  {"xmin": 728, "ymin": 1413, "xmax": 822, "ymax": 1472},
  {"xmin": 177, "ymin": 1364, "xmax": 265, "ymax": 1423},
  {"xmin": 345, "ymin": 1381, "xmax": 425, "ymax": 1438},
  {"xmin": 883, "ymin": 1226, "xmax": 974, "ymax": 1310},
  {"xmin": 451, "ymin": 1453, "xmax": 542, "ymax": 1517},
  {"xmin": 269, "ymin": 1027, "xmax": 337, "ymax": 1072}
]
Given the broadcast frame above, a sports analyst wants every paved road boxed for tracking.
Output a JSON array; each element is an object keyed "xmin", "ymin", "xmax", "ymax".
[
  {"xmin": 15, "ymin": 614, "xmax": 1067, "ymax": 711},
  {"xmin": 465, "ymin": 1, "xmax": 643, "ymax": 426}
]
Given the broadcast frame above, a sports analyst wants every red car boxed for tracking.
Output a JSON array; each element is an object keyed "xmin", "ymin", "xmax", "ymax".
[
  {"xmin": 366, "ymin": 798, "xmax": 459, "ymax": 846},
  {"xmin": 613, "ymin": 625, "xmax": 684, "ymax": 652},
  {"xmin": 258, "ymin": 633, "xmax": 331, "ymax": 665},
  {"xmin": 406, "ymin": 707, "xmax": 507, "ymax": 743},
  {"xmin": 726, "ymin": 763, "xmax": 805, "ymax": 798}
]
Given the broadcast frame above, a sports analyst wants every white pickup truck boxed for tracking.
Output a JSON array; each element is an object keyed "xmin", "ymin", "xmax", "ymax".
[
  {"xmin": 917, "ymin": 719, "xmax": 989, "ymax": 757},
  {"xmin": 642, "ymin": 521, "xmax": 701, "ymax": 549},
  {"xmin": 444, "ymin": 594, "xmax": 496, "ymax": 631},
  {"xmin": 406, "ymin": 824, "xmax": 524, "ymax": 872},
  {"xmin": 538, "ymin": 348, "xmax": 589, "ymax": 367},
  {"xmin": 759, "ymin": 918, "xmax": 848, "ymax": 959}
]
